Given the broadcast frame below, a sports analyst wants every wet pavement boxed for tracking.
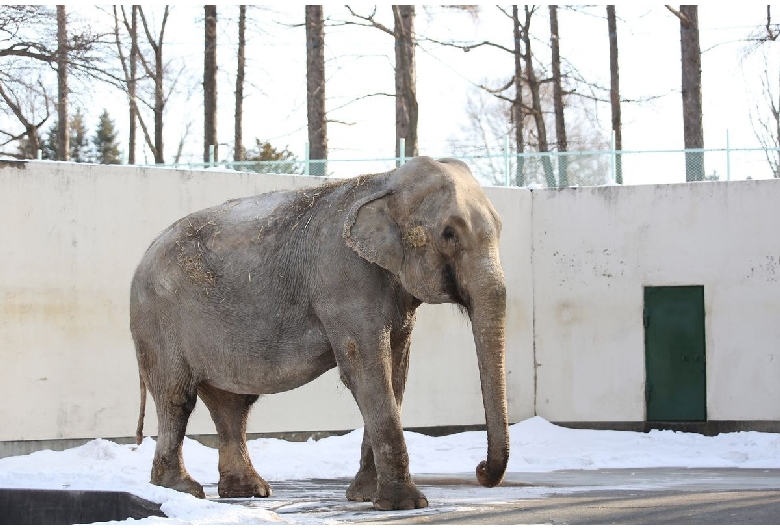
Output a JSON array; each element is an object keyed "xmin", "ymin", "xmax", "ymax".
[{"xmin": 210, "ymin": 468, "xmax": 780, "ymax": 524}]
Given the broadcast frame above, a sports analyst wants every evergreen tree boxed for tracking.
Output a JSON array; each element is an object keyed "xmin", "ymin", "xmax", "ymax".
[
  {"xmin": 69, "ymin": 110, "xmax": 91, "ymax": 162},
  {"xmin": 41, "ymin": 109, "xmax": 93, "ymax": 162},
  {"xmin": 245, "ymin": 139, "xmax": 302, "ymax": 174},
  {"xmin": 93, "ymin": 110, "xmax": 122, "ymax": 164},
  {"xmin": 41, "ymin": 125, "xmax": 58, "ymax": 160}
]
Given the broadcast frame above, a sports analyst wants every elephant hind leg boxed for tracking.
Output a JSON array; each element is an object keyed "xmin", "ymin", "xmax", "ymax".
[
  {"xmin": 149, "ymin": 376, "xmax": 204, "ymax": 498},
  {"xmin": 197, "ymin": 382, "xmax": 271, "ymax": 498}
]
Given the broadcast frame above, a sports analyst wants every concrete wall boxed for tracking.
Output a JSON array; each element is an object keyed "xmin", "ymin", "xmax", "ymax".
[
  {"xmin": 0, "ymin": 161, "xmax": 534, "ymax": 443},
  {"xmin": 1, "ymin": 161, "xmax": 778, "ymax": 448},
  {"xmin": 532, "ymin": 181, "xmax": 780, "ymax": 422}
]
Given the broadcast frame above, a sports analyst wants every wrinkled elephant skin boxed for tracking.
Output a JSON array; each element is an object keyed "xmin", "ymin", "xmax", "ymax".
[{"xmin": 130, "ymin": 156, "xmax": 509, "ymax": 510}]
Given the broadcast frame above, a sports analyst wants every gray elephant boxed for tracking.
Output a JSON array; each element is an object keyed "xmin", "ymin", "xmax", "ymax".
[{"xmin": 130, "ymin": 156, "xmax": 509, "ymax": 511}]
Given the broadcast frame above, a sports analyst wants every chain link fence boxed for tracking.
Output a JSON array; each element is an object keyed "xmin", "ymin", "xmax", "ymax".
[{"xmin": 161, "ymin": 146, "xmax": 780, "ymax": 187}]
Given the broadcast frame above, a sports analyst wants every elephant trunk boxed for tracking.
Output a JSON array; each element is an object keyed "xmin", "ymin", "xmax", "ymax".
[{"xmin": 468, "ymin": 263, "xmax": 509, "ymax": 488}]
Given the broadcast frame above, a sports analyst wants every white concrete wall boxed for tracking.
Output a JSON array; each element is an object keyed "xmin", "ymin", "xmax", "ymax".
[
  {"xmin": 0, "ymin": 161, "xmax": 534, "ymax": 442},
  {"xmin": 2, "ymin": 161, "xmax": 779, "ymax": 445},
  {"xmin": 532, "ymin": 181, "xmax": 780, "ymax": 422}
]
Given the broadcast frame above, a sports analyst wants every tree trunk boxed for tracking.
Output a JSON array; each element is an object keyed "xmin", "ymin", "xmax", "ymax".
[
  {"xmin": 305, "ymin": 5, "xmax": 327, "ymax": 175},
  {"xmin": 129, "ymin": 5, "xmax": 138, "ymax": 165},
  {"xmin": 607, "ymin": 5, "xmax": 622, "ymax": 184},
  {"xmin": 149, "ymin": 7, "xmax": 168, "ymax": 164},
  {"xmin": 549, "ymin": 5, "xmax": 567, "ymax": 187},
  {"xmin": 522, "ymin": 6, "xmax": 555, "ymax": 187},
  {"xmin": 204, "ymin": 5, "xmax": 217, "ymax": 163},
  {"xmin": 393, "ymin": 5, "xmax": 418, "ymax": 164},
  {"xmin": 234, "ymin": 5, "xmax": 246, "ymax": 162},
  {"xmin": 678, "ymin": 5, "xmax": 704, "ymax": 181},
  {"xmin": 56, "ymin": 5, "xmax": 69, "ymax": 161},
  {"xmin": 154, "ymin": 43, "xmax": 164, "ymax": 164},
  {"xmin": 512, "ymin": 6, "xmax": 525, "ymax": 187}
]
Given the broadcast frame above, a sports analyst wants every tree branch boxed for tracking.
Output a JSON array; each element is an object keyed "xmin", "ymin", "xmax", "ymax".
[
  {"xmin": 343, "ymin": 6, "xmax": 394, "ymax": 36},
  {"xmin": 665, "ymin": 5, "xmax": 694, "ymax": 28},
  {"xmin": 421, "ymin": 34, "xmax": 514, "ymax": 55}
]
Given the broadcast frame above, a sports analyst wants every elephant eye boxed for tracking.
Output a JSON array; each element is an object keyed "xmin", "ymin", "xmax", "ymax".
[{"xmin": 442, "ymin": 226, "xmax": 457, "ymax": 242}]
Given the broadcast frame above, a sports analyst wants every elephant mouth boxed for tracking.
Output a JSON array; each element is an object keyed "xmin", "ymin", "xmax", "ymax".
[{"xmin": 442, "ymin": 263, "xmax": 471, "ymax": 313}]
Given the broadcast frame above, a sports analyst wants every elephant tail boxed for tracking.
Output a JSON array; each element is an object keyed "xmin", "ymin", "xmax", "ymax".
[{"xmin": 135, "ymin": 375, "xmax": 147, "ymax": 446}]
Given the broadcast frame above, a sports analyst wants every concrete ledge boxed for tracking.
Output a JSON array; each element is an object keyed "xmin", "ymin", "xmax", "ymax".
[
  {"xmin": 0, "ymin": 489, "xmax": 165, "ymax": 524},
  {"xmin": 4, "ymin": 421, "xmax": 778, "ymax": 459},
  {"xmin": 556, "ymin": 421, "xmax": 780, "ymax": 436},
  {"xmin": 0, "ymin": 426, "xmax": 489, "ymax": 458}
]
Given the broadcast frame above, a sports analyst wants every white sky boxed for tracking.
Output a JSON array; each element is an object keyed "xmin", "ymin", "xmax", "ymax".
[{"xmin": 1, "ymin": 416, "xmax": 779, "ymax": 524}]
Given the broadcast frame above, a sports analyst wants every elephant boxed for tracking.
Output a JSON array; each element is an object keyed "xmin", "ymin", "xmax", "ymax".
[{"xmin": 130, "ymin": 156, "xmax": 509, "ymax": 511}]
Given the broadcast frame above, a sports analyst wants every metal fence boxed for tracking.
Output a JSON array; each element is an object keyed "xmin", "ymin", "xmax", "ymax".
[{"xmin": 161, "ymin": 146, "xmax": 780, "ymax": 188}]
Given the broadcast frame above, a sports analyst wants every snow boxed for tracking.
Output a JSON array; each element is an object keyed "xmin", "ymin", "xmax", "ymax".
[{"xmin": 1, "ymin": 416, "xmax": 779, "ymax": 524}]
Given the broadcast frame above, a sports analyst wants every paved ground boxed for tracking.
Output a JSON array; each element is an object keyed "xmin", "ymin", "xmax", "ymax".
[{"xmin": 212, "ymin": 468, "xmax": 780, "ymax": 524}]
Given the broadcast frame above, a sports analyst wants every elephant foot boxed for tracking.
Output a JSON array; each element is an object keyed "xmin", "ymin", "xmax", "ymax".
[
  {"xmin": 346, "ymin": 470, "xmax": 377, "ymax": 502},
  {"xmin": 373, "ymin": 480, "xmax": 428, "ymax": 511},
  {"xmin": 151, "ymin": 469, "xmax": 205, "ymax": 499},
  {"xmin": 218, "ymin": 472, "xmax": 272, "ymax": 498}
]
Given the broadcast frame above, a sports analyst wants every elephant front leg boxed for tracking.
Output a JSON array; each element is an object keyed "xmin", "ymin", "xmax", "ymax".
[
  {"xmin": 346, "ymin": 431, "xmax": 376, "ymax": 501},
  {"xmin": 347, "ymin": 335, "xmax": 412, "ymax": 503},
  {"xmin": 338, "ymin": 337, "xmax": 427, "ymax": 511}
]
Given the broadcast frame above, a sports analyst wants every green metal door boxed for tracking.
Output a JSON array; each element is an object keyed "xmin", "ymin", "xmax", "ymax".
[{"xmin": 644, "ymin": 285, "xmax": 706, "ymax": 422}]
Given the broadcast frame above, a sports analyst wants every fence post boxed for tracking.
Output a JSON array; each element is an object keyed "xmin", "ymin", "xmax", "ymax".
[
  {"xmin": 504, "ymin": 136, "xmax": 510, "ymax": 186},
  {"xmin": 610, "ymin": 130, "xmax": 617, "ymax": 185},
  {"xmin": 399, "ymin": 138, "xmax": 406, "ymax": 167},
  {"xmin": 726, "ymin": 129, "xmax": 731, "ymax": 181},
  {"xmin": 37, "ymin": 149, "xmax": 42, "ymax": 160},
  {"xmin": 209, "ymin": 145, "xmax": 215, "ymax": 168},
  {"xmin": 304, "ymin": 142, "xmax": 310, "ymax": 176}
]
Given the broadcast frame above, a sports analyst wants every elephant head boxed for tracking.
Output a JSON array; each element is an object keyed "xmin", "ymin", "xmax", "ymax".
[{"xmin": 345, "ymin": 156, "xmax": 509, "ymax": 487}]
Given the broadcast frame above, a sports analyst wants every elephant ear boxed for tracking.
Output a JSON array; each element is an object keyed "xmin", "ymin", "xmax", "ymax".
[{"xmin": 343, "ymin": 189, "xmax": 403, "ymax": 275}]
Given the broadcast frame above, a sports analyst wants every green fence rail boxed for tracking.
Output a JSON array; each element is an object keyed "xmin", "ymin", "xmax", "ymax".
[{"xmin": 159, "ymin": 145, "xmax": 780, "ymax": 188}]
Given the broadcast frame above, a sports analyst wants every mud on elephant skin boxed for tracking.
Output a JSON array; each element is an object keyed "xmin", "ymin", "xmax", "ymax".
[{"xmin": 130, "ymin": 156, "xmax": 509, "ymax": 510}]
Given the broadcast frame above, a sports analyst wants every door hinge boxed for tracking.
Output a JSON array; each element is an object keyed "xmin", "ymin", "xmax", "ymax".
[{"xmin": 643, "ymin": 307, "xmax": 650, "ymax": 328}]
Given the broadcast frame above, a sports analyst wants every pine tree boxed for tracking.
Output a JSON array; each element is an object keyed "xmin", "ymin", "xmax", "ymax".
[
  {"xmin": 41, "ymin": 109, "xmax": 93, "ymax": 162},
  {"xmin": 246, "ymin": 139, "xmax": 302, "ymax": 174},
  {"xmin": 69, "ymin": 110, "xmax": 91, "ymax": 162},
  {"xmin": 41, "ymin": 124, "xmax": 58, "ymax": 160},
  {"xmin": 93, "ymin": 110, "xmax": 122, "ymax": 164}
]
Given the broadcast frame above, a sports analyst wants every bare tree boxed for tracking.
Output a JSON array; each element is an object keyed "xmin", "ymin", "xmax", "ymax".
[
  {"xmin": 306, "ymin": 5, "xmax": 327, "ymax": 175},
  {"xmin": 343, "ymin": 6, "xmax": 418, "ymax": 162},
  {"xmin": 549, "ymin": 5, "xmax": 567, "ymax": 187},
  {"xmin": 521, "ymin": 6, "xmax": 555, "ymax": 187},
  {"xmin": 423, "ymin": 6, "xmax": 559, "ymax": 186},
  {"xmin": 746, "ymin": 6, "xmax": 780, "ymax": 177},
  {"xmin": 0, "ymin": 6, "xmax": 97, "ymax": 159},
  {"xmin": 234, "ymin": 5, "xmax": 246, "ymax": 162},
  {"xmin": 393, "ymin": 5, "xmax": 418, "ymax": 161},
  {"xmin": 607, "ymin": 5, "xmax": 623, "ymax": 184},
  {"xmin": 204, "ymin": 5, "xmax": 217, "ymax": 163},
  {"xmin": 56, "ymin": 6, "xmax": 69, "ymax": 161},
  {"xmin": 0, "ymin": 80, "xmax": 51, "ymax": 159},
  {"xmin": 113, "ymin": 6, "xmax": 156, "ymax": 165},
  {"xmin": 128, "ymin": 5, "xmax": 138, "ymax": 164},
  {"xmin": 0, "ymin": 6, "xmax": 54, "ymax": 158},
  {"xmin": 137, "ymin": 5, "xmax": 170, "ymax": 163},
  {"xmin": 511, "ymin": 6, "xmax": 526, "ymax": 185},
  {"xmin": 448, "ymin": 82, "xmax": 608, "ymax": 187},
  {"xmin": 667, "ymin": 5, "xmax": 704, "ymax": 181}
]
